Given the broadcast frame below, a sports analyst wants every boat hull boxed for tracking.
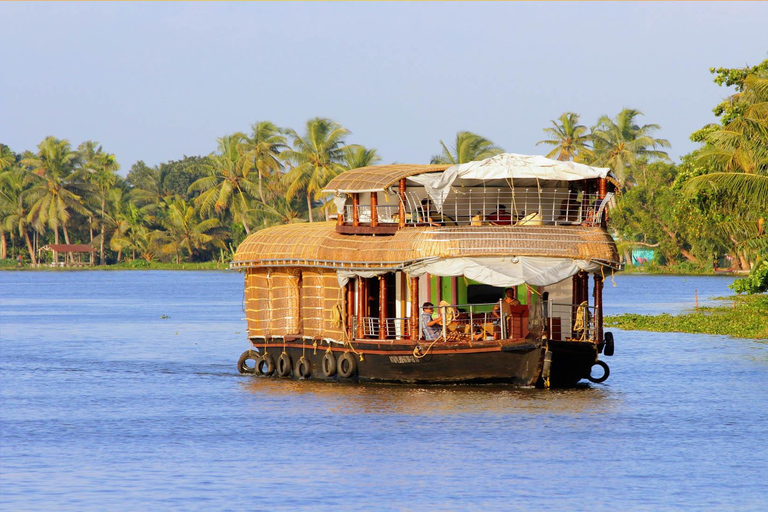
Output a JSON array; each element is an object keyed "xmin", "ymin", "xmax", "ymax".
[
  {"xmin": 242, "ymin": 338, "xmax": 544, "ymax": 386},
  {"xmin": 547, "ymin": 340, "xmax": 599, "ymax": 387}
]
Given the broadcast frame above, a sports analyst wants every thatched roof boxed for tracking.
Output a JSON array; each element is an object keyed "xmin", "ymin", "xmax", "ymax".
[
  {"xmin": 232, "ymin": 222, "xmax": 620, "ymax": 270},
  {"xmin": 322, "ymin": 164, "xmax": 450, "ymax": 194}
]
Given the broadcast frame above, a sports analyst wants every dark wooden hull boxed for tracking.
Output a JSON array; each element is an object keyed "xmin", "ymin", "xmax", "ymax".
[
  {"xmin": 547, "ymin": 339, "xmax": 599, "ymax": 387},
  {"xmin": 245, "ymin": 337, "xmax": 544, "ymax": 385}
]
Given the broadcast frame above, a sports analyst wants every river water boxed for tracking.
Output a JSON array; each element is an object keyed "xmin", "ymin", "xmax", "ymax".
[{"xmin": 1, "ymin": 271, "xmax": 766, "ymax": 510}]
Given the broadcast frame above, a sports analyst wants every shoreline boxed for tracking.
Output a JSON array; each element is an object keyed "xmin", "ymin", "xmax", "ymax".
[{"xmin": 1, "ymin": 263, "xmax": 748, "ymax": 276}]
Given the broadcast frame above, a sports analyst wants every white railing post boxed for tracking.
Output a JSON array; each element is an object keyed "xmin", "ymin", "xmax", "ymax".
[
  {"xmin": 499, "ymin": 299, "xmax": 506, "ymax": 339},
  {"xmin": 441, "ymin": 305, "xmax": 447, "ymax": 340}
]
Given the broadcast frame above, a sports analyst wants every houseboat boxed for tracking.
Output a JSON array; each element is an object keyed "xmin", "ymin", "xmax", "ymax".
[{"xmin": 232, "ymin": 153, "xmax": 620, "ymax": 387}]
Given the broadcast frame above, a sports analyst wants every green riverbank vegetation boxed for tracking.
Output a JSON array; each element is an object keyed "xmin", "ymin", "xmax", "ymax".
[
  {"xmin": 605, "ymin": 294, "xmax": 768, "ymax": 340},
  {"xmin": 1, "ymin": 58, "xmax": 766, "ymax": 294}
]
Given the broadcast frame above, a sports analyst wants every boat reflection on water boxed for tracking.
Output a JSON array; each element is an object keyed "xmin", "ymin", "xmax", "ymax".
[{"xmin": 240, "ymin": 377, "xmax": 617, "ymax": 416}]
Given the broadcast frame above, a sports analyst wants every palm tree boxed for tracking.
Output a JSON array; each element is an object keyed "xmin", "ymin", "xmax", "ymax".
[
  {"xmin": 77, "ymin": 141, "xmax": 120, "ymax": 264},
  {"xmin": 128, "ymin": 163, "xmax": 176, "ymax": 209},
  {"xmin": 0, "ymin": 144, "xmax": 15, "ymax": 171},
  {"xmin": 0, "ymin": 144, "xmax": 18, "ymax": 258},
  {"xmin": 342, "ymin": 145, "xmax": 381, "ymax": 170},
  {"xmin": 189, "ymin": 133, "xmax": 258, "ymax": 233},
  {"xmin": 0, "ymin": 168, "xmax": 36, "ymax": 263},
  {"xmin": 685, "ymin": 69, "xmax": 768, "ymax": 258},
  {"xmin": 157, "ymin": 197, "xmax": 226, "ymax": 263},
  {"xmin": 430, "ymin": 131, "xmax": 504, "ymax": 164},
  {"xmin": 536, "ymin": 112, "xmax": 593, "ymax": 162},
  {"xmin": 590, "ymin": 108, "xmax": 671, "ymax": 185},
  {"xmin": 282, "ymin": 118, "xmax": 350, "ymax": 222},
  {"xmin": 241, "ymin": 121, "xmax": 288, "ymax": 204},
  {"xmin": 22, "ymin": 136, "xmax": 89, "ymax": 262}
]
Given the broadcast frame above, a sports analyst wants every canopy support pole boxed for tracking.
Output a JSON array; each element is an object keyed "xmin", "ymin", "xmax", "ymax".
[
  {"xmin": 352, "ymin": 193, "xmax": 360, "ymax": 227},
  {"xmin": 594, "ymin": 272, "xmax": 603, "ymax": 344},
  {"xmin": 410, "ymin": 276, "xmax": 419, "ymax": 341},
  {"xmin": 370, "ymin": 192, "xmax": 378, "ymax": 228},
  {"xmin": 357, "ymin": 278, "xmax": 365, "ymax": 339},
  {"xmin": 379, "ymin": 275, "xmax": 387, "ymax": 340},
  {"xmin": 346, "ymin": 281, "xmax": 354, "ymax": 339},
  {"xmin": 599, "ymin": 178, "xmax": 607, "ymax": 228}
]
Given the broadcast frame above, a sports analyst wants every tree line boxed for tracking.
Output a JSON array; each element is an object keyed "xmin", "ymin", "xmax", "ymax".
[{"xmin": 1, "ymin": 59, "xmax": 765, "ymax": 290}]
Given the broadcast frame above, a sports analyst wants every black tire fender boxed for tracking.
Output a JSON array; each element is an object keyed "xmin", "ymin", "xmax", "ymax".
[
  {"xmin": 258, "ymin": 353, "xmax": 275, "ymax": 376},
  {"xmin": 296, "ymin": 356, "xmax": 312, "ymax": 379},
  {"xmin": 604, "ymin": 332, "xmax": 615, "ymax": 356},
  {"xmin": 587, "ymin": 360, "xmax": 610, "ymax": 383},
  {"xmin": 237, "ymin": 350, "xmax": 259, "ymax": 374},
  {"xmin": 322, "ymin": 351, "xmax": 337, "ymax": 377},
  {"xmin": 337, "ymin": 352, "xmax": 358, "ymax": 379},
  {"xmin": 277, "ymin": 352, "xmax": 293, "ymax": 377}
]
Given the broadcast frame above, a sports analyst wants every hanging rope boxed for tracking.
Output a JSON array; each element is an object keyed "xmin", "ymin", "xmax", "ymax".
[
  {"xmin": 413, "ymin": 338, "xmax": 440, "ymax": 359},
  {"xmin": 573, "ymin": 301, "xmax": 590, "ymax": 341}
]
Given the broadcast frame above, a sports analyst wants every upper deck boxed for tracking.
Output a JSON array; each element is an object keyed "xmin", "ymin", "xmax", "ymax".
[{"xmin": 322, "ymin": 154, "xmax": 616, "ymax": 235}]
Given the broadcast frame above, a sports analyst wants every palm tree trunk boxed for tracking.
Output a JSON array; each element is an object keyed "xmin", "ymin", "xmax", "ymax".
[
  {"xmin": 258, "ymin": 167, "xmax": 266, "ymax": 204},
  {"xmin": 63, "ymin": 224, "xmax": 73, "ymax": 265},
  {"xmin": 1, "ymin": 230, "xmax": 6, "ymax": 259},
  {"xmin": 241, "ymin": 214, "xmax": 251, "ymax": 235},
  {"xmin": 24, "ymin": 230, "xmax": 37, "ymax": 265},
  {"xmin": 100, "ymin": 197, "xmax": 106, "ymax": 265},
  {"xmin": 53, "ymin": 227, "xmax": 59, "ymax": 264},
  {"xmin": 306, "ymin": 194, "xmax": 313, "ymax": 223}
]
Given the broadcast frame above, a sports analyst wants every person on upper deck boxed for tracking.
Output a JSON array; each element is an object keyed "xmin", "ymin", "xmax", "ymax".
[
  {"xmin": 486, "ymin": 204, "xmax": 513, "ymax": 226},
  {"xmin": 418, "ymin": 198, "xmax": 457, "ymax": 226},
  {"xmin": 418, "ymin": 199, "xmax": 441, "ymax": 226}
]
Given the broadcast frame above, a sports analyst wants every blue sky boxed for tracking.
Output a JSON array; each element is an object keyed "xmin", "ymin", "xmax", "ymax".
[{"xmin": 1, "ymin": 2, "xmax": 766, "ymax": 174}]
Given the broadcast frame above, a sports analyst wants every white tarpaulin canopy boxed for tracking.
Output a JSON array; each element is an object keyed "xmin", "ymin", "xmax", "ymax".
[
  {"xmin": 427, "ymin": 153, "xmax": 611, "ymax": 210},
  {"xmin": 404, "ymin": 256, "xmax": 599, "ymax": 287}
]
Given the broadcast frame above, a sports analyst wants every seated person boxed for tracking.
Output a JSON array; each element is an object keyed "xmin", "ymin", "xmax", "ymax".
[
  {"xmin": 420, "ymin": 302, "xmax": 441, "ymax": 340},
  {"xmin": 557, "ymin": 190, "xmax": 580, "ymax": 223},
  {"xmin": 418, "ymin": 199, "xmax": 441, "ymax": 226},
  {"xmin": 418, "ymin": 199, "xmax": 457, "ymax": 226},
  {"xmin": 486, "ymin": 204, "xmax": 513, "ymax": 225}
]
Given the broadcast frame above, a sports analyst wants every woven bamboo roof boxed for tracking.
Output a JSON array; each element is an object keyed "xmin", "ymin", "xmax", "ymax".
[
  {"xmin": 232, "ymin": 222, "xmax": 620, "ymax": 270},
  {"xmin": 323, "ymin": 164, "xmax": 451, "ymax": 194}
]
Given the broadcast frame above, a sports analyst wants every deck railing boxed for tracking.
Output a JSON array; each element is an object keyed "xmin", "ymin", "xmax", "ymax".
[
  {"xmin": 546, "ymin": 301, "xmax": 597, "ymax": 342},
  {"xmin": 343, "ymin": 189, "xmax": 612, "ymax": 229},
  {"xmin": 351, "ymin": 301, "xmax": 599, "ymax": 342}
]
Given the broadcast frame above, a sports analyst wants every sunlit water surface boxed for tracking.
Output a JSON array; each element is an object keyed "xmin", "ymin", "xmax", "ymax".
[{"xmin": 1, "ymin": 271, "xmax": 766, "ymax": 510}]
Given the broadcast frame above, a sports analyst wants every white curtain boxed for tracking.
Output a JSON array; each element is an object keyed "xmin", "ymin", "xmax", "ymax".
[{"xmin": 405, "ymin": 256, "xmax": 598, "ymax": 287}]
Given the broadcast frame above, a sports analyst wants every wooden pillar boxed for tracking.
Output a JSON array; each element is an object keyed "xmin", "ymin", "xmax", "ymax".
[
  {"xmin": 357, "ymin": 277, "xmax": 365, "ymax": 339},
  {"xmin": 352, "ymin": 193, "xmax": 360, "ymax": 227},
  {"xmin": 410, "ymin": 276, "xmax": 419, "ymax": 341},
  {"xmin": 426, "ymin": 273, "xmax": 432, "ymax": 304},
  {"xmin": 346, "ymin": 281, "xmax": 355, "ymax": 339},
  {"xmin": 398, "ymin": 178, "xmax": 406, "ymax": 229},
  {"xmin": 451, "ymin": 276, "xmax": 458, "ymax": 304},
  {"xmin": 594, "ymin": 273, "xmax": 603, "ymax": 344},
  {"xmin": 379, "ymin": 275, "xmax": 387, "ymax": 340},
  {"xmin": 598, "ymin": 178, "xmax": 607, "ymax": 228},
  {"xmin": 370, "ymin": 192, "xmax": 379, "ymax": 228},
  {"xmin": 435, "ymin": 276, "xmax": 441, "ymax": 304}
]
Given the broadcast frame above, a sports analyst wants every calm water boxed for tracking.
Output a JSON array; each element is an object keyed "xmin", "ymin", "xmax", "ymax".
[{"xmin": 1, "ymin": 271, "xmax": 766, "ymax": 511}]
